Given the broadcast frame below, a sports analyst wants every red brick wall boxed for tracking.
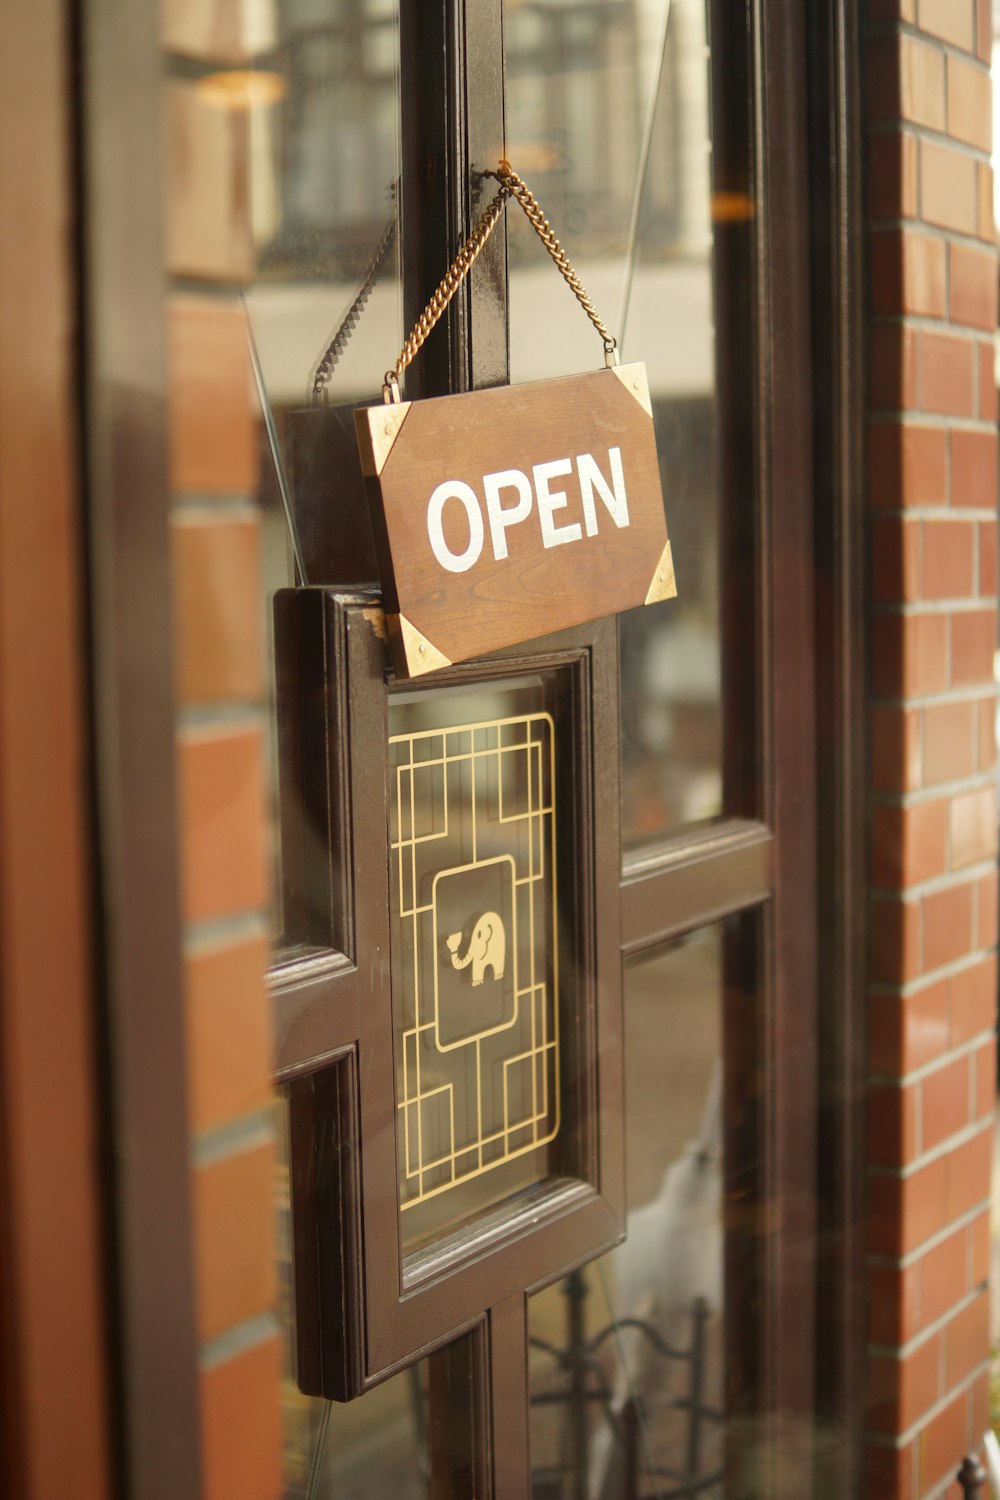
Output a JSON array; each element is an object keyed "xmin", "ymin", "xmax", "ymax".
[
  {"xmin": 865, "ymin": 3, "xmax": 998, "ymax": 1495},
  {"xmin": 163, "ymin": 15, "xmax": 282, "ymax": 1496}
]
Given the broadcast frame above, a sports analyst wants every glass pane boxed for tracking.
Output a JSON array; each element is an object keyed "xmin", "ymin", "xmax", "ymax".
[
  {"xmin": 176, "ymin": 2, "xmax": 401, "ymax": 960},
  {"xmin": 276, "ymin": 1101, "xmax": 433, "ymax": 1498},
  {"xmin": 388, "ymin": 675, "xmax": 574, "ymax": 1257},
  {"xmin": 529, "ymin": 925, "xmax": 727, "ymax": 1498},
  {"xmin": 505, "ymin": 0, "xmax": 733, "ymax": 840}
]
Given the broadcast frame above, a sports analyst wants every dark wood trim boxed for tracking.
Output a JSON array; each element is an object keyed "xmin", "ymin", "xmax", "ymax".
[
  {"xmin": 80, "ymin": 0, "xmax": 202, "ymax": 1490},
  {"xmin": 428, "ymin": 1326, "xmax": 491, "ymax": 1498},
  {"xmin": 277, "ymin": 597, "xmax": 626, "ymax": 1396},
  {"xmin": 620, "ymin": 820, "xmax": 773, "ymax": 953},
  {"xmin": 754, "ymin": 0, "xmax": 821, "ymax": 1465},
  {"xmin": 398, "ymin": 0, "xmax": 507, "ymax": 400},
  {"xmin": 807, "ymin": 0, "xmax": 867, "ymax": 1490},
  {"xmin": 0, "ymin": 1, "xmax": 112, "ymax": 1494},
  {"xmin": 488, "ymin": 1296, "xmax": 531, "ymax": 1500}
]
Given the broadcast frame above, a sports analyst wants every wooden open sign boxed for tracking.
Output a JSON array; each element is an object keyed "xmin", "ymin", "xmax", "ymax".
[{"xmin": 355, "ymin": 361, "xmax": 675, "ymax": 677}]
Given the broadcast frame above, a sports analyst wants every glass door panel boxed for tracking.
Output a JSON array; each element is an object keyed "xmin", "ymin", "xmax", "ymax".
[
  {"xmin": 505, "ymin": 0, "xmax": 735, "ymax": 842},
  {"xmin": 528, "ymin": 923, "xmax": 739, "ymax": 1499}
]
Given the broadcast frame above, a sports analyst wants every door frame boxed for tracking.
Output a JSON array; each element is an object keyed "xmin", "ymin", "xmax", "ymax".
[{"xmin": 57, "ymin": 0, "xmax": 869, "ymax": 1494}]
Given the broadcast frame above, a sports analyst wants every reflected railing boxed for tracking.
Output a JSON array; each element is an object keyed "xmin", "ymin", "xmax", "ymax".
[{"xmin": 530, "ymin": 1269, "xmax": 723, "ymax": 1500}]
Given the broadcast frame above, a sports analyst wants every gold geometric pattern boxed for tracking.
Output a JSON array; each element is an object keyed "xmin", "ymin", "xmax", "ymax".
[{"xmin": 388, "ymin": 710, "xmax": 560, "ymax": 1217}]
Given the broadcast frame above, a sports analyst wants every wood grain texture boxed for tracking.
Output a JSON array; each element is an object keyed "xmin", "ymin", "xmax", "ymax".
[
  {"xmin": 0, "ymin": 2, "xmax": 112, "ymax": 1493},
  {"xmin": 358, "ymin": 364, "xmax": 672, "ymax": 673}
]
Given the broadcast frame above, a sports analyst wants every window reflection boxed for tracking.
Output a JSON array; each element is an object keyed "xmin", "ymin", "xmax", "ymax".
[
  {"xmin": 529, "ymin": 926, "xmax": 727, "ymax": 1499},
  {"xmin": 276, "ymin": 1101, "xmax": 433, "ymax": 1499},
  {"xmin": 505, "ymin": 0, "xmax": 725, "ymax": 840}
]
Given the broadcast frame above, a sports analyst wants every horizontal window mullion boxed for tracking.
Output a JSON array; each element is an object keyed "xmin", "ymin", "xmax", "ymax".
[{"xmin": 620, "ymin": 818, "xmax": 773, "ymax": 954}]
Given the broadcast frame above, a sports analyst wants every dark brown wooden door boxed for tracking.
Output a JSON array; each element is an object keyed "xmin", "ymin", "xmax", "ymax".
[{"xmin": 261, "ymin": 2, "xmax": 865, "ymax": 1497}]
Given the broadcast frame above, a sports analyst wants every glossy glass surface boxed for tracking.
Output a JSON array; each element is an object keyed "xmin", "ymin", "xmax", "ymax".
[
  {"xmin": 529, "ymin": 926, "xmax": 725, "ymax": 1498},
  {"xmin": 388, "ymin": 677, "xmax": 564, "ymax": 1254},
  {"xmin": 276, "ymin": 1102, "xmax": 433, "ymax": 1499},
  {"xmin": 226, "ymin": 2, "xmax": 407, "ymax": 948},
  {"xmin": 505, "ymin": 0, "xmax": 725, "ymax": 840}
]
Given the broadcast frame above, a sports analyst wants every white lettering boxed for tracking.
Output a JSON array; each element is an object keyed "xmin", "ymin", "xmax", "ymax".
[
  {"xmin": 533, "ymin": 458, "xmax": 581, "ymax": 549},
  {"xmin": 483, "ymin": 468, "xmax": 533, "ymax": 560},
  {"xmin": 427, "ymin": 481, "xmax": 484, "ymax": 573},
  {"xmin": 577, "ymin": 447, "xmax": 630, "ymax": 536}
]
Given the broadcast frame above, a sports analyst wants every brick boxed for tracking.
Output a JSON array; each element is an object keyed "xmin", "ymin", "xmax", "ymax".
[
  {"xmin": 872, "ymin": 612, "xmax": 949, "ymax": 698},
  {"xmin": 922, "ymin": 519, "xmax": 975, "ymax": 600},
  {"xmin": 201, "ymin": 1337, "xmax": 282, "ymax": 1500},
  {"xmin": 872, "ymin": 516, "xmax": 923, "ymax": 603},
  {"xmin": 870, "ymin": 980, "xmax": 950, "ymax": 1074},
  {"xmin": 978, "ymin": 341, "xmax": 998, "ymax": 422},
  {"xmin": 970, "ymin": 1208, "xmax": 991, "ymax": 1286},
  {"xmin": 869, "ymin": 1333, "xmax": 942, "ymax": 1433},
  {"xmin": 923, "ymin": 880, "xmax": 975, "ymax": 972},
  {"xmin": 920, "ymin": 1054, "xmax": 972, "ymax": 1153},
  {"xmin": 976, "ymin": 694, "xmax": 998, "ymax": 770},
  {"xmin": 168, "ymin": 296, "xmax": 257, "ymax": 496},
  {"xmin": 973, "ymin": 1036, "xmax": 996, "ymax": 1119},
  {"xmin": 918, "ymin": 0, "xmax": 974, "ymax": 50},
  {"xmin": 923, "ymin": 700, "xmax": 977, "ymax": 785},
  {"xmin": 951, "ymin": 609, "xmax": 997, "ymax": 687},
  {"xmin": 921, "ymin": 140, "xmax": 979, "ymax": 237},
  {"xmin": 945, "ymin": 1128, "xmax": 992, "ymax": 1221},
  {"xmin": 165, "ymin": 82, "xmax": 254, "ymax": 282},
  {"xmin": 949, "ymin": 785, "xmax": 997, "ymax": 869},
  {"xmin": 870, "ymin": 1154, "xmax": 948, "ymax": 1255},
  {"xmin": 950, "ymin": 243, "xmax": 999, "ymax": 331},
  {"xmin": 944, "ymin": 1290, "xmax": 990, "ymax": 1388},
  {"xmin": 867, "ymin": 35, "xmax": 946, "ymax": 132},
  {"xmin": 870, "ymin": 324, "xmax": 919, "ymax": 412},
  {"xmin": 869, "ymin": 1081, "xmax": 919, "ymax": 1166},
  {"xmin": 919, "ymin": 1227, "xmax": 968, "ymax": 1331},
  {"xmin": 178, "ymin": 725, "xmax": 268, "ymax": 926},
  {"xmin": 185, "ymin": 936, "xmax": 271, "ymax": 1134},
  {"xmin": 868, "ymin": 132, "xmax": 918, "ymax": 221},
  {"xmin": 950, "ymin": 955, "xmax": 998, "ymax": 1045},
  {"xmin": 952, "ymin": 430, "xmax": 997, "ymax": 510},
  {"xmin": 978, "ymin": 0, "xmax": 992, "ymax": 61},
  {"xmin": 947, "ymin": 56, "xmax": 993, "ymax": 152},
  {"xmin": 872, "ymin": 799, "xmax": 949, "ymax": 886},
  {"xmin": 980, "ymin": 521, "xmax": 998, "ymax": 597},
  {"xmin": 921, "ymin": 332, "xmax": 976, "ymax": 419},
  {"xmin": 194, "ymin": 1139, "xmax": 276, "ymax": 1341},
  {"xmin": 971, "ymin": 1377, "xmax": 991, "ymax": 1459},
  {"xmin": 870, "ymin": 229, "xmax": 947, "ymax": 318},
  {"xmin": 870, "ymin": 1261, "xmax": 919, "ymax": 1344},
  {"xmin": 172, "ymin": 514, "xmax": 262, "ymax": 706},
  {"xmin": 978, "ymin": 161, "xmax": 994, "ymax": 240},
  {"xmin": 918, "ymin": 1390, "xmax": 967, "ymax": 1494},
  {"xmin": 976, "ymin": 866, "xmax": 999, "ymax": 946},
  {"xmin": 873, "ymin": 705, "xmax": 923, "ymax": 791},
  {"xmin": 872, "ymin": 896, "xmax": 922, "ymax": 983},
  {"xmin": 869, "ymin": 422, "xmax": 949, "ymax": 508}
]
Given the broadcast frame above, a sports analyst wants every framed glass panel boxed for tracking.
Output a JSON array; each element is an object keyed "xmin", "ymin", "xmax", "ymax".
[
  {"xmin": 388, "ymin": 674, "xmax": 577, "ymax": 1256},
  {"xmin": 505, "ymin": 0, "xmax": 751, "ymax": 843},
  {"xmin": 528, "ymin": 922, "xmax": 739, "ymax": 1499},
  {"xmin": 277, "ymin": 1099, "xmax": 434, "ymax": 1499}
]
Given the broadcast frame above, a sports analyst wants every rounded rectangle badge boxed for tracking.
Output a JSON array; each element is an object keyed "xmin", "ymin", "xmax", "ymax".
[{"xmin": 355, "ymin": 362, "xmax": 676, "ymax": 677}]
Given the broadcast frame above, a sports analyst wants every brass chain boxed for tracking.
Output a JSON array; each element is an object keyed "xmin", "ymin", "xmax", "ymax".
[
  {"xmin": 383, "ymin": 159, "xmax": 617, "ymax": 403},
  {"xmin": 489, "ymin": 161, "xmax": 617, "ymax": 353}
]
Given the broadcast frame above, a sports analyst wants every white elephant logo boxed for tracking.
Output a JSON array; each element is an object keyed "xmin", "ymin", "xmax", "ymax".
[{"xmin": 446, "ymin": 911, "xmax": 506, "ymax": 987}]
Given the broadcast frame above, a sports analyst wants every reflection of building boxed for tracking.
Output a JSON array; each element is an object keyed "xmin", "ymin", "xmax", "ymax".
[{"xmin": 3, "ymin": 4, "xmax": 999, "ymax": 1500}]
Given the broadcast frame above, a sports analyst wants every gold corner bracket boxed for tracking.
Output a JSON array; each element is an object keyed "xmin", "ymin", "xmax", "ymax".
[
  {"xmin": 356, "ymin": 401, "xmax": 412, "ymax": 477},
  {"xmin": 644, "ymin": 540, "xmax": 677, "ymax": 606},
  {"xmin": 393, "ymin": 614, "xmax": 453, "ymax": 676}
]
